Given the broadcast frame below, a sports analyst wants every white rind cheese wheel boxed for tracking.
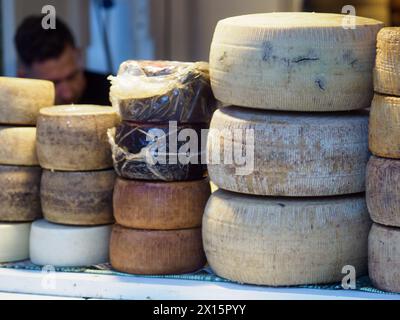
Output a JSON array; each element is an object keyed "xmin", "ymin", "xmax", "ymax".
[
  {"xmin": 369, "ymin": 223, "xmax": 400, "ymax": 293},
  {"xmin": 210, "ymin": 12, "xmax": 383, "ymax": 111},
  {"xmin": 0, "ymin": 165, "xmax": 42, "ymax": 222},
  {"xmin": 207, "ymin": 107, "xmax": 369, "ymax": 197},
  {"xmin": 0, "ymin": 126, "xmax": 38, "ymax": 166},
  {"xmin": 0, "ymin": 77, "xmax": 55, "ymax": 125},
  {"xmin": 0, "ymin": 222, "xmax": 31, "ymax": 263},
  {"xmin": 30, "ymin": 220, "xmax": 111, "ymax": 267},
  {"xmin": 374, "ymin": 28, "xmax": 400, "ymax": 96},
  {"xmin": 203, "ymin": 190, "xmax": 371, "ymax": 286},
  {"xmin": 369, "ymin": 94, "xmax": 400, "ymax": 159},
  {"xmin": 36, "ymin": 105, "xmax": 119, "ymax": 171}
]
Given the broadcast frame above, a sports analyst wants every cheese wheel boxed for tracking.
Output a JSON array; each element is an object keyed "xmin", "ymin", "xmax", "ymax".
[
  {"xmin": 374, "ymin": 28, "xmax": 400, "ymax": 96},
  {"xmin": 369, "ymin": 94, "xmax": 400, "ymax": 158},
  {"xmin": 0, "ymin": 165, "xmax": 42, "ymax": 222},
  {"xmin": 41, "ymin": 169, "xmax": 116, "ymax": 226},
  {"xmin": 366, "ymin": 156, "xmax": 400, "ymax": 227},
  {"xmin": 210, "ymin": 12, "xmax": 383, "ymax": 112},
  {"xmin": 30, "ymin": 220, "xmax": 111, "ymax": 267},
  {"xmin": 0, "ymin": 126, "xmax": 38, "ymax": 166},
  {"xmin": 0, "ymin": 77, "xmax": 55, "ymax": 125},
  {"xmin": 110, "ymin": 225, "xmax": 206, "ymax": 275},
  {"xmin": 36, "ymin": 105, "xmax": 119, "ymax": 171},
  {"xmin": 113, "ymin": 177, "xmax": 210, "ymax": 229},
  {"xmin": 203, "ymin": 190, "xmax": 371, "ymax": 286},
  {"xmin": 208, "ymin": 107, "xmax": 369, "ymax": 197},
  {"xmin": 110, "ymin": 121, "xmax": 207, "ymax": 181},
  {"xmin": 0, "ymin": 222, "xmax": 31, "ymax": 263},
  {"xmin": 369, "ymin": 223, "xmax": 400, "ymax": 293}
]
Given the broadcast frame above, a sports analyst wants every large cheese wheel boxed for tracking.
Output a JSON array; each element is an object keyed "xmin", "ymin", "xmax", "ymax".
[
  {"xmin": 0, "ymin": 223, "xmax": 31, "ymax": 263},
  {"xmin": 369, "ymin": 94, "xmax": 400, "ymax": 158},
  {"xmin": 369, "ymin": 223, "xmax": 400, "ymax": 293},
  {"xmin": 0, "ymin": 77, "xmax": 55, "ymax": 125},
  {"xmin": 203, "ymin": 190, "xmax": 371, "ymax": 286},
  {"xmin": 30, "ymin": 220, "xmax": 111, "ymax": 267},
  {"xmin": 208, "ymin": 107, "xmax": 369, "ymax": 197},
  {"xmin": 0, "ymin": 165, "xmax": 42, "ymax": 222},
  {"xmin": 110, "ymin": 225, "xmax": 206, "ymax": 275},
  {"xmin": 41, "ymin": 169, "xmax": 116, "ymax": 226},
  {"xmin": 374, "ymin": 28, "xmax": 400, "ymax": 96},
  {"xmin": 113, "ymin": 177, "xmax": 210, "ymax": 229},
  {"xmin": 110, "ymin": 121, "xmax": 207, "ymax": 181},
  {"xmin": 0, "ymin": 126, "xmax": 38, "ymax": 166},
  {"xmin": 367, "ymin": 156, "xmax": 400, "ymax": 227},
  {"xmin": 36, "ymin": 105, "xmax": 119, "ymax": 171},
  {"xmin": 210, "ymin": 12, "xmax": 382, "ymax": 112}
]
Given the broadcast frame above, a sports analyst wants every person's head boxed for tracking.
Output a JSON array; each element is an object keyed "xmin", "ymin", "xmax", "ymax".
[{"xmin": 15, "ymin": 16, "xmax": 86, "ymax": 105}]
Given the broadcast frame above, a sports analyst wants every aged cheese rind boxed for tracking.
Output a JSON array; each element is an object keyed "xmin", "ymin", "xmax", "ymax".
[
  {"xmin": 210, "ymin": 12, "xmax": 382, "ymax": 111},
  {"xmin": 369, "ymin": 223, "xmax": 400, "ymax": 293},
  {"xmin": 208, "ymin": 107, "xmax": 369, "ymax": 197},
  {"xmin": 110, "ymin": 225, "xmax": 206, "ymax": 275},
  {"xmin": 203, "ymin": 190, "xmax": 371, "ymax": 286},
  {"xmin": 0, "ymin": 222, "xmax": 31, "ymax": 263},
  {"xmin": 369, "ymin": 94, "xmax": 400, "ymax": 158},
  {"xmin": 113, "ymin": 178, "xmax": 211, "ymax": 229},
  {"xmin": 30, "ymin": 220, "xmax": 111, "ymax": 267},
  {"xmin": 0, "ymin": 77, "xmax": 55, "ymax": 125},
  {"xmin": 41, "ymin": 169, "xmax": 116, "ymax": 226},
  {"xmin": 0, "ymin": 126, "xmax": 39, "ymax": 166},
  {"xmin": 36, "ymin": 105, "xmax": 119, "ymax": 171},
  {"xmin": 0, "ymin": 165, "xmax": 42, "ymax": 222}
]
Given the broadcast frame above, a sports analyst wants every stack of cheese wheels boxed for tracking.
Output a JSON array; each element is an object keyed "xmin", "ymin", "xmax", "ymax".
[
  {"xmin": 30, "ymin": 105, "xmax": 119, "ymax": 267},
  {"xmin": 368, "ymin": 27, "xmax": 400, "ymax": 293},
  {"xmin": 0, "ymin": 77, "xmax": 55, "ymax": 263},
  {"xmin": 108, "ymin": 60, "xmax": 216, "ymax": 274},
  {"xmin": 204, "ymin": 12, "xmax": 382, "ymax": 286}
]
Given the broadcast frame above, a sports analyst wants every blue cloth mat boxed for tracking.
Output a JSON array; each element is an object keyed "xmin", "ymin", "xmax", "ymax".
[{"xmin": 1, "ymin": 261, "xmax": 399, "ymax": 297}]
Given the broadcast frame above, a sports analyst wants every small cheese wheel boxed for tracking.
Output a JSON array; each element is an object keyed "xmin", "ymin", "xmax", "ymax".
[
  {"xmin": 210, "ymin": 12, "xmax": 382, "ymax": 111},
  {"xmin": 0, "ymin": 222, "xmax": 31, "ymax": 263},
  {"xmin": 110, "ymin": 225, "xmax": 206, "ymax": 275},
  {"xmin": 0, "ymin": 126, "xmax": 38, "ymax": 166},
  {"xmin": 367, "ymin": 156, "xmax": 400, "ymax": 227},
  {"xmin": 41, "ymin": 169, "xmax": 116, "ymax": 226},
  {"xmin": 30, "ymin": 220, "xmax": 111, "ymax": 267},
  {"xmin": 114, "ymin": 177, "xmax": 211, "ymax": 229},
  {"xmin": 0, "ymin": 77, "xmax": 55, "ymax": 125},
  {"xmin": 208, "ymin": 107, "xmax": 369, "ymax": 197},
  {"xmin": 203, "ymin": 190, "xmax": 371, "ymax": 286},
  {"xmin": 369, "ymin": 223, "xmax": 400, "ymax": 293},
  {"xmin": 374, "ymin": 28, "xmax": 400, "ymax": 96},
  {"xmin": 0, "ymin": 165, "xmax": 42, "ymax": 222},
  {"xmin": 369, "ymin": 94, "xmax": 400, "ymax": 159},
  {"xmin": 36, "ymin": 105, "xmax": 119, "ymax": 171}
]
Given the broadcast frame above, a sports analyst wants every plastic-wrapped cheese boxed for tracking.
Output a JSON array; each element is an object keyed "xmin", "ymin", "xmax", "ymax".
[
  {"xmin": 30, "ymin": 220, "xmax": 111, "ymax": 267},
  {"xmin": 374, "ymin": 28, "xmax": 400, "ymax": 96},
  {"xmin": 0, "ymin": 222, "xmax": 31, "ymax": 263},
  {"xmin": 0, "ymin": 126, "xmax": 38, "ymax": 166},
  {"xmin": 41, "ymin": 169, "xmax": 116, "ymax": 226},
  {"xmin": 0, "ymin": 77, "xmax": 55, "ymax": 125},
  {"xmin": 203, "ymin": 190, "xmax": 371, "ymax": 286},
  {"xmin": 208, "ymin": 107, "xmax": 369, "ymax": 197},
  {"xmin": 369, "ymin": 94, "xmax": 400, "ymax": 159},
  {"xmin": 36, "ymin": 105, "xmax": 119, "ymax": 171},
  {"xmin": 110, "ymin": 225, "xmax": 206, "ymax": 275},
  {"xmin": 113, "ymin": 177, "xmax": 210, "ymax": 229},
  {"xmin": 0, "ymin": 165, "xmax": 42, "ymax": 222},
  {"xmin": 210, "ymin": 12, "xmax": 382, "ymax": 111}
]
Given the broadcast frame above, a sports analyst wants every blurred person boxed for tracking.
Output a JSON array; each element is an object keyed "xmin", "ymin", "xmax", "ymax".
[{"xmin": 15, "ymin": 15, "xmax": 110, "ymax": 105}]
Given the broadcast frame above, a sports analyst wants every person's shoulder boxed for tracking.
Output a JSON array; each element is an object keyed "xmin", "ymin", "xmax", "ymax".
[{"xmin": 84, "ymin": 70, "xmax": 110, "ymax": 86}]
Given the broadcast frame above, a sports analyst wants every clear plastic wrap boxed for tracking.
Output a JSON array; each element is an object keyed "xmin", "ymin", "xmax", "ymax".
[
  {"xmin": 108, "ymin": 61, "xmax": 217, "ymax": 123},
  {"xmin": 108, "ymin": 121, "xmax": 208, "ymax": 181}
]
